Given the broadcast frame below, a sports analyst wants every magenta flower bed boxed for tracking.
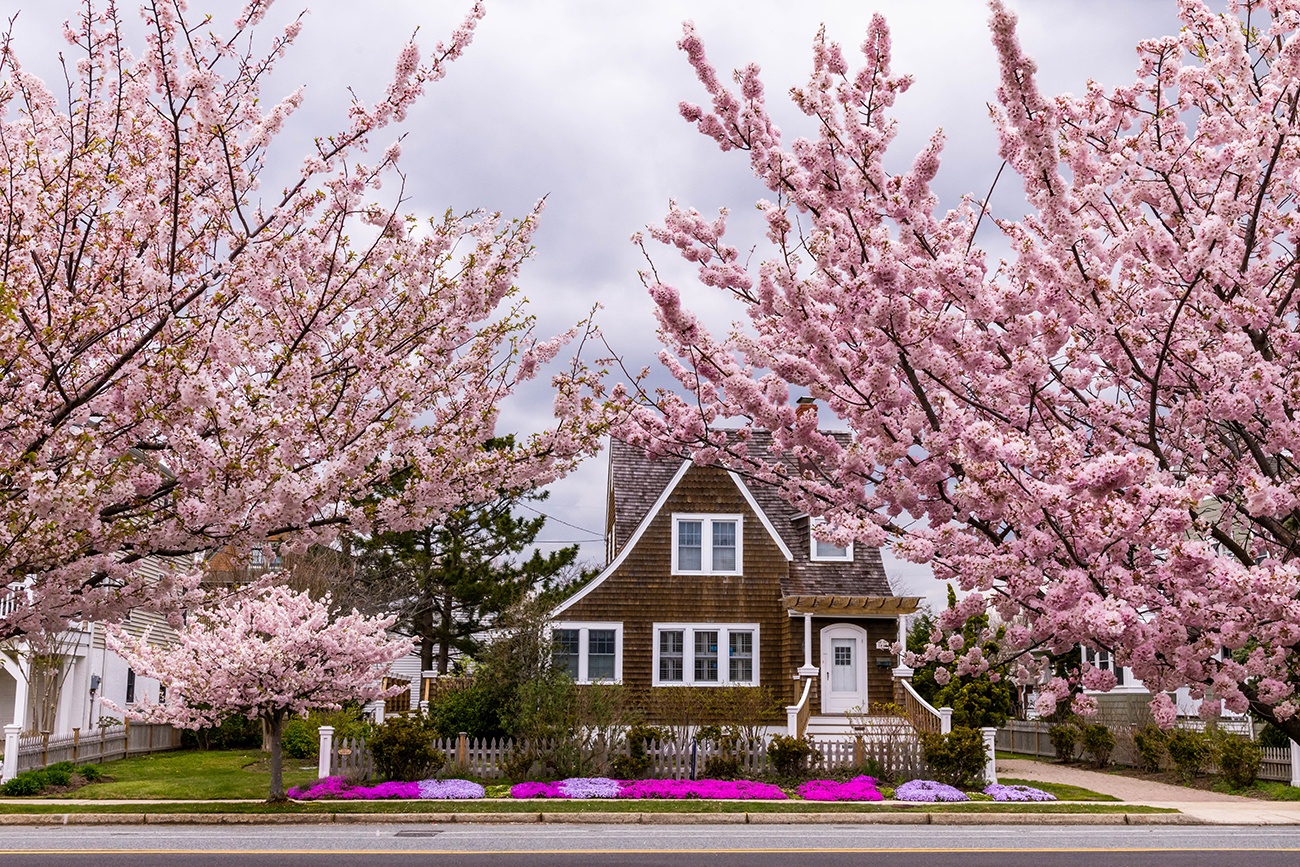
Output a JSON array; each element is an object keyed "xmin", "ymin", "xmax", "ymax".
[
  {"xmin": 509, "ymin": 777, "xmax": 786, "ymax": 800},
  {"xmin": 288, "ymin": 776, "xmax": 484, "ymax": 800},
  {"xmin": 619, "ymin": 779, "xmax": 787, "ymax": 800},
  {"xmin": 796, "ymin": 775, "xmax": 884, "ymax": 802}
]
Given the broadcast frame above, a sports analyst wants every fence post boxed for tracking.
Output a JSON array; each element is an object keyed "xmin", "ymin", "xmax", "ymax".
[
  {"xmin": 457, "ymin": 731, "xmax": 468, "ymax": 770},
  {"xmin": 1, "ymin": 723, "xmax": 20, "ymax": 782},
  {"xmin": 1289, "ymin": 738, "xmax": 1300, "ymax": 789},
  {"xmin": 939, "ymin": 708, "xmax": 953, "ymax": 735},
  {"xmin": 72, "ymin": 728, "xmax": 80, "ymax": 764},
  {"xmin": 317, "ymin": 726, "xmax": 335, "ymax": 780},
  {"xmin": 981, "ymin": 726, "xmax": 997, "ymax": 785}
]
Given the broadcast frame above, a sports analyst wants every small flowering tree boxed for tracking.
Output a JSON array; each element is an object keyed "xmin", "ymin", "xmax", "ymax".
[
  {"xmin": 107, "ymin": 584, "xmax": 412, "ymax": 801},
  {"xmin": 619, "ymin": 0, "xmax": 1300, "ymax": 736},
  {"xmin": 0, "ymin": 0, "xmax": 605, "ymax": 641}
]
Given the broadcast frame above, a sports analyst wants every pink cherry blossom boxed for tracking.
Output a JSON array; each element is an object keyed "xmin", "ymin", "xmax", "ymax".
[
  {"xmin": 106, "ymin": 583, "xmax": 411, "ymax": 801},
  {"xmin": 0, "ymin": 1, "xmax": 606, "ymax": 641},
  {"xmin": 618, "ymin": 0, "xmax": 1300, "ymax": 739}
]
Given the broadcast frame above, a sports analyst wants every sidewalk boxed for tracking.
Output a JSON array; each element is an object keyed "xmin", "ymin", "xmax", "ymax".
[{"xmin": 1000, "ymin": 758, "xmax": 1300, "ymax": 825}]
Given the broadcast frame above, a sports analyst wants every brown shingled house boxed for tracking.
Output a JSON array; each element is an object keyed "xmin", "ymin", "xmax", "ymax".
[{"xmin": 551, "ymin": 437, "xmax": 921, "ymax": 737}]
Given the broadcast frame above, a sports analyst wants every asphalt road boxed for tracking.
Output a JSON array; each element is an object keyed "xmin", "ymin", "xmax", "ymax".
[{"xmin": 4, "ymin": 824, "xmax": 1300, "ymax": 866}]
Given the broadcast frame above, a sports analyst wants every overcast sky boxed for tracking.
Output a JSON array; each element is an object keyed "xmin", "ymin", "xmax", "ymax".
[{"xmin": 7, "ymin": 0, "xmax": 1186, "ymax": 610}]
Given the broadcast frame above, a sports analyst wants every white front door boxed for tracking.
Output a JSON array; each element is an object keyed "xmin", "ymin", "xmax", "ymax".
[{"xmin": 820, "ymin": 624, "xmax": 868, "ymax": 713}]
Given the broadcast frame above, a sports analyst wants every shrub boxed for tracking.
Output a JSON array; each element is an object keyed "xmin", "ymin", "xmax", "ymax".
[
  {"xmin": 78, "ymin": 764, "xmax": 104, "ymax": 783},
  {"xmin": 183, "ymin": 713, "xmax": 262, "ymax": 750},
  {"xmin": 1, "ymin": 770, "xmax": 48, "ymax": 796},
  {"xmin": 281, "ymin": 718, "xmax": 317, "ymax": 760},
  {"xmin": 368, "ymin": 715, "xmax": 446, "ymax": 782},
  {"xmin": 702, "ymin": 753, "xmax": 743, "ymax": 780},
  {"xmin": 1214, "ymin": 733, "xmax": 1262, "ymax": 789},
  {"xmin": 768, "ymin": 734, "xmax": 821, "ymax": 778},
  {"xmin": 1166, "ymin": 729, "xmax": 1210, "ymax": 782},
  {"xmin": 41, "ymin": 765, "xmax": 72, "ymax": 787},
  {"xmin": 918, "ymin": 727, "xmax": 986, "ymax": 788},
  {"xmin": 1132, "ymin": 725, "xmax": 1168, "ymax": 772},
  {"xmin": 1079, "ymin": 723, "xmax": 1116, "ymax": 768},
  {"xmin": 609, "ymin": 725, "xmax": 667, "ymax": 780},
  {"xmin": 1047, "ymin": 722, "xmax": 1079, "ymax": 762}
]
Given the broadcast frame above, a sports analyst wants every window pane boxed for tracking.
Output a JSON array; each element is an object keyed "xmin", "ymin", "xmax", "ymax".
[
  {"xmin": 678, "ymin": 521, "xmax": 703, "ymax": 570},
  {"xmin": 553, "ymin": 628, "xmax": 580, "ymax": 679},
  {"xmin": 694, "ymin": 630, "xmax": 719, "ymax": 682},
  {"xmin": 712, "ymin": 521, "xmax": 736, "ymax": 571},
  {"xmin": 729, "ymin": 630, "xmax": 753, "ymax": 683},
  {"xmin": 659, "ymin": 630, "xmax": 684, "ymax": 682},
  {"xmin": 588, "ymin": 629, "xmax": 616, "ymax": 681},
  {"xmin": 814, "ymin": 537, "xmax": 849, "ymax": 559}
]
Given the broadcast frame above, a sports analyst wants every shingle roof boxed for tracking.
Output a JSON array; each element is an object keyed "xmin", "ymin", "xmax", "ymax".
[{"xmin": 607, "ymin": 436, "xmax": 892, "ymax": 598}]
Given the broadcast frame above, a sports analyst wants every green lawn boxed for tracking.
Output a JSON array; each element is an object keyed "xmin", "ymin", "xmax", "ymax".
[
  {"xmin": 56, "ymin": 749, "xmax": 320, "ymax": 800},
  {"xmin": 998, "ymin": 777, "xmax": 1119, "ymax": 802}
]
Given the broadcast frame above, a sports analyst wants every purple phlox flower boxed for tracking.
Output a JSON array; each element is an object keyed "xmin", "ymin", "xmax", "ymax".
[
  {"xmin": 894, "ymin": 779, "xmax": 969, "ymax": 802},
  {"xmin": 418, "ymin": 779, "xmax": 486, "ymax": 799},
  {"xmin": 983, "ymin": 783, "xmax": 1055, "ymax": 801},
  {"xmin": 558, "ymin": 777, "xmax": 622, "ymax": 799},
  {"xmin": 796, "ymin": 775, "xmax": 884, "ymax": 802}
]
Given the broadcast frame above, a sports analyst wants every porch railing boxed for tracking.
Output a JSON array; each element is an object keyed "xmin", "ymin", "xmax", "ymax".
[
  {"xmin": 785, "ymin": 678, "xmax": 813, "ymax": 738},
  {"xmin": 900, "ymin": 679, "xmax": 951, "ymax": 735}
]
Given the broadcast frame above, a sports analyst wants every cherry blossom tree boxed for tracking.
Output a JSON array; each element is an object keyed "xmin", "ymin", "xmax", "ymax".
[
  {"xmin": 618, "ymin": 0, "xmax": 1300, "ymax": 737},
  {"xmin": 107, "ymin": 584, "xmax": 411, "ymax": 800},
  {"xmin": 0, "ymin": 0, "xmax": 605, "ymax": 640}
]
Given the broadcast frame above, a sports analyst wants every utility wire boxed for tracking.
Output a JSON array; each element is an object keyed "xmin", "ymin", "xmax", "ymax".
[{"xmin": 516, "ymin": 502, "xmax": 605, "ymax": 539}]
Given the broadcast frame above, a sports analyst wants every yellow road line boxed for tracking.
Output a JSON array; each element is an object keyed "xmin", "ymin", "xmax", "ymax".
[{"xmin": 5, "ymin": 848, "xmax": 1300, "ymax": 856}]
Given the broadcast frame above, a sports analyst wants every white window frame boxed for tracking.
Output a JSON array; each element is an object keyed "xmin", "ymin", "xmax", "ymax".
[
  {"xmin": 552, "ymin": 621, "xmax": 623, "ymax": 684},
  {"xmin": 809, "ymin": 517, "xmax": 853, "ymax": 563},
  {"xmin": 671, "ymin": 514, "xmax": 743, "ymax": 575},
  {"xmin": 652, "ymin": 623, "xmax": 760, "ymax": 687}
]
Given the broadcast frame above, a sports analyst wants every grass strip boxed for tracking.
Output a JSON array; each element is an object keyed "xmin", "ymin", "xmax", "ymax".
[{"xmin": 0, "ymin": 800, "xmax": 1172, "ymax": 815}]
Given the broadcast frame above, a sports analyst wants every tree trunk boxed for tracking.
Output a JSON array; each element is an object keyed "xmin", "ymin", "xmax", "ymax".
[
  {"xmin": 266, "ymin": 712, "xmax": 286, "ymax": 802},
  {"xmin": 437, "ymin": 592, "xmax": 453, "ymax": 675},
  {"xmin": 420, "ymin": 635, "xmax": 434, "ymax": 673}
]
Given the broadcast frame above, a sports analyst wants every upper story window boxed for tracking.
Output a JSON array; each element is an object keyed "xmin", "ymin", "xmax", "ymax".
[
  {"xmin": 551, "ymin": 622, "xmax": 623, "ymax": 684},
  {"xmin": 809, "ymin": 518, "xmax": 853, "ymax": 562},
  {"xmin": 672, "ymin": 514, "xmax": 742, "ymax": 575},
  {"xmin": 1082, "ymin": 646, "xmax": 1126, "ymax": 686}
]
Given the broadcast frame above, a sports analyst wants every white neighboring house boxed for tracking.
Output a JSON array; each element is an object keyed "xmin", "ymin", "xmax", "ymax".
[
  {"xmin": 0, "ymin": 558, "xmax": 176, "ymax": 742},
  {"xmin": 1074, "ymin": 647, "xmax": 1250, "ymax": 732}
]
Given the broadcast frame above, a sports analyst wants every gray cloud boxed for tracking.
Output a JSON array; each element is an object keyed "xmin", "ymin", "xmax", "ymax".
[{"xmin": 8, "ymin": 0, "xmax": 1187, "ymax": 608}]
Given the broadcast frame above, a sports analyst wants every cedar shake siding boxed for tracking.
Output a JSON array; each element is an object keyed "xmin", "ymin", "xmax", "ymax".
[
  {"xmin": 559, "ymin": 463, "xmax": 798, "ymax": 711},
  {"xmin": 559, "ymin": 436, "xmax": 919, "ymax": 728}
]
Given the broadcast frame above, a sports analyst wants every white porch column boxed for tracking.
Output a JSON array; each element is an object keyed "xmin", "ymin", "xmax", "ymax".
[
  {"xmin": 1290, "ymin": 738, "xmax": 1300, "ymax": 788},
  {"xmin": 797, "ymin": 613, "xmax": 818, "ymax": 678},
  {"xmin": 2, "ymin": 723, "xmax": 19, "ymax": 782},
  {"xmin": 11, "ymin": 655, "xmax": 29, "ymax": 730},
  {"xmin": 316, "ymin": 725, "xmax": 334, "ymax": 781},
  {"xmin": 981, "ymin": 726, "xmax": 998, "ymax": 784}
]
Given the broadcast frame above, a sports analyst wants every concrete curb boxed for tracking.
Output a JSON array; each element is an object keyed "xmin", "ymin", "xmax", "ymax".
[{"xmin": 0, "ymin": 810, "xmax": 1212, "ymax": 826}]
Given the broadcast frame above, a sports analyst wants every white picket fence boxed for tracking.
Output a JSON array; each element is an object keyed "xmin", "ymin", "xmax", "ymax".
[
  {"xmin": 1, "ymin": 723, "xmax": 181, "ymax": 774},
  {"xmin": 326, "ymin": 730, "xmax": 931, "ymax": 782}
]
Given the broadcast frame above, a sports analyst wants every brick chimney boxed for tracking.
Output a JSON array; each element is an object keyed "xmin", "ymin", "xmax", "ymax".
[{"xmin": 795, "ymin": 396, "xmax": 818, "ymax": 424}]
